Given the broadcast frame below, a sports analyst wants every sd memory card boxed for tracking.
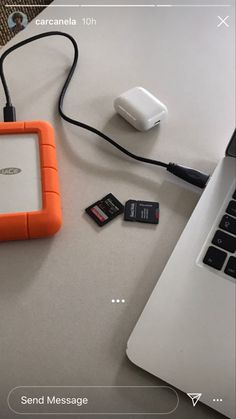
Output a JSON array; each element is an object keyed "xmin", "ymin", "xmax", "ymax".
[
  {"xmin": 124, "ymin": 200, "xmax": 159, "ymax": 224},
  {"xmin": 85, "ymin": 193, "xmax": 124, "ymax": 227}
]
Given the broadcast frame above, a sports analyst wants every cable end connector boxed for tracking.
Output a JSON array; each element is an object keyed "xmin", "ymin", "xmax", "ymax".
[
  {"xmin": 167, "ymin": 162, "xmax": 210, "ymax": 189},
  {"xmin": 3, "ymin": 105, "xmax": 16, "ymax": 122}
]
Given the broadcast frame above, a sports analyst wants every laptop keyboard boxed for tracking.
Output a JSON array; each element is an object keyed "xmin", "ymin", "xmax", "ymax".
[{"xmin": 203, "ymin": 189, "xmax": 236, "ymax": 279}]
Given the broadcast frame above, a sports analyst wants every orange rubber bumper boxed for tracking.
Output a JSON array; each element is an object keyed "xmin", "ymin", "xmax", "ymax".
[{"xmin": 0, "ymin": 121, "xmax": 62, "ymax": 241}]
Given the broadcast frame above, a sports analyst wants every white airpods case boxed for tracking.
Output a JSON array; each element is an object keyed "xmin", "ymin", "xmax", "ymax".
[{"xmin": 114, "ymin": 87, "xmax": 168, "ymax": 131}]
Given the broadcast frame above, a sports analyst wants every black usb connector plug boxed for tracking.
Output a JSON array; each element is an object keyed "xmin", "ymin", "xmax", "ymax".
[
  {"xmin": 167, "ymin": 162, "xmax": 210, "ymax": 189},
  {"xmin": 3, "ymin": 105, "xmax": 16, "ymax": 122}
]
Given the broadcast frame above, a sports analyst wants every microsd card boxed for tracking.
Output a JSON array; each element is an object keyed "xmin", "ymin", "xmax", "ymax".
[
  {"xmin": 124, "ymin": 200, "xmax": 159, "ymax": 224},
  {"xmin": 85, "ymin": 193, "xmax": 124, "ymax": 227}
]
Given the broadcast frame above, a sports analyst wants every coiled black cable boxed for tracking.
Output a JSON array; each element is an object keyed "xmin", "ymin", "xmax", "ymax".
[{"xmin": 0, "ymin": 31, "xmax": 209, "ymax": 187}]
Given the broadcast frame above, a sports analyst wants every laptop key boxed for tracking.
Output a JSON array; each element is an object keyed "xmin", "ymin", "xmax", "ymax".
[
  {"xmin": 219, "ymin": 215, "xmax": 236, "ymax": 235},
  {"xmin": 226, "ymin": 200, "xmax": 236, "ymax": 217},
  {"xmin": 203, "ymin": 246, "xmax": 227, "ymax": 270},
  {"xmin": 212, "ymin": 230, "xmax": 236, "ymax": 253},
  {"xmin": 224, "ymin": 256, "xmax": 236, "ymax": 279}
]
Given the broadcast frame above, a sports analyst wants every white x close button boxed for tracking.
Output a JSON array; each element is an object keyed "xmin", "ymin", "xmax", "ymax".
[{"xmin": 217, "ymin": 16, "xmax": 230, "ymax": 27}]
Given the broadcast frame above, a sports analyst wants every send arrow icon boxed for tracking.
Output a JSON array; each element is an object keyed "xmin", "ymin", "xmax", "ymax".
[{"xmin": 187, "ymin": 393, "xmax": 202, "ymax": 407}]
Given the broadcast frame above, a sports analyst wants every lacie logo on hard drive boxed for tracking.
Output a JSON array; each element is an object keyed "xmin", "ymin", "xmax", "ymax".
[{"xmin": 0, "ymin": 168, "xmax": 22, "ymax": 175}]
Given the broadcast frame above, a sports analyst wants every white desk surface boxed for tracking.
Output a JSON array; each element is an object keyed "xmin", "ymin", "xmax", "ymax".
[{"xmin": 0, "ymin": 1, "xmax": 235, "ymax": 418}]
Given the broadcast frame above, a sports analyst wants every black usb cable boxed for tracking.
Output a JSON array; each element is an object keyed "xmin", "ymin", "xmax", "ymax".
[{"xmin": 0, "ymin": 31, "xmax": 210, "ymax": 189}]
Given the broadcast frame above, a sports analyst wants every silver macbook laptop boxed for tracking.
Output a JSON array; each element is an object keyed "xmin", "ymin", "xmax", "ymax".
[{"xmin": 127, "ymin": 130, "xmax": 236, "ymax": 419}]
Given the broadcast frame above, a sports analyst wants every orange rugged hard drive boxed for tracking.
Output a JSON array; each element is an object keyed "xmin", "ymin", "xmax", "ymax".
[{"xmin": 0, "ymin": 121, "xmax": 62, "ymax": 242}]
